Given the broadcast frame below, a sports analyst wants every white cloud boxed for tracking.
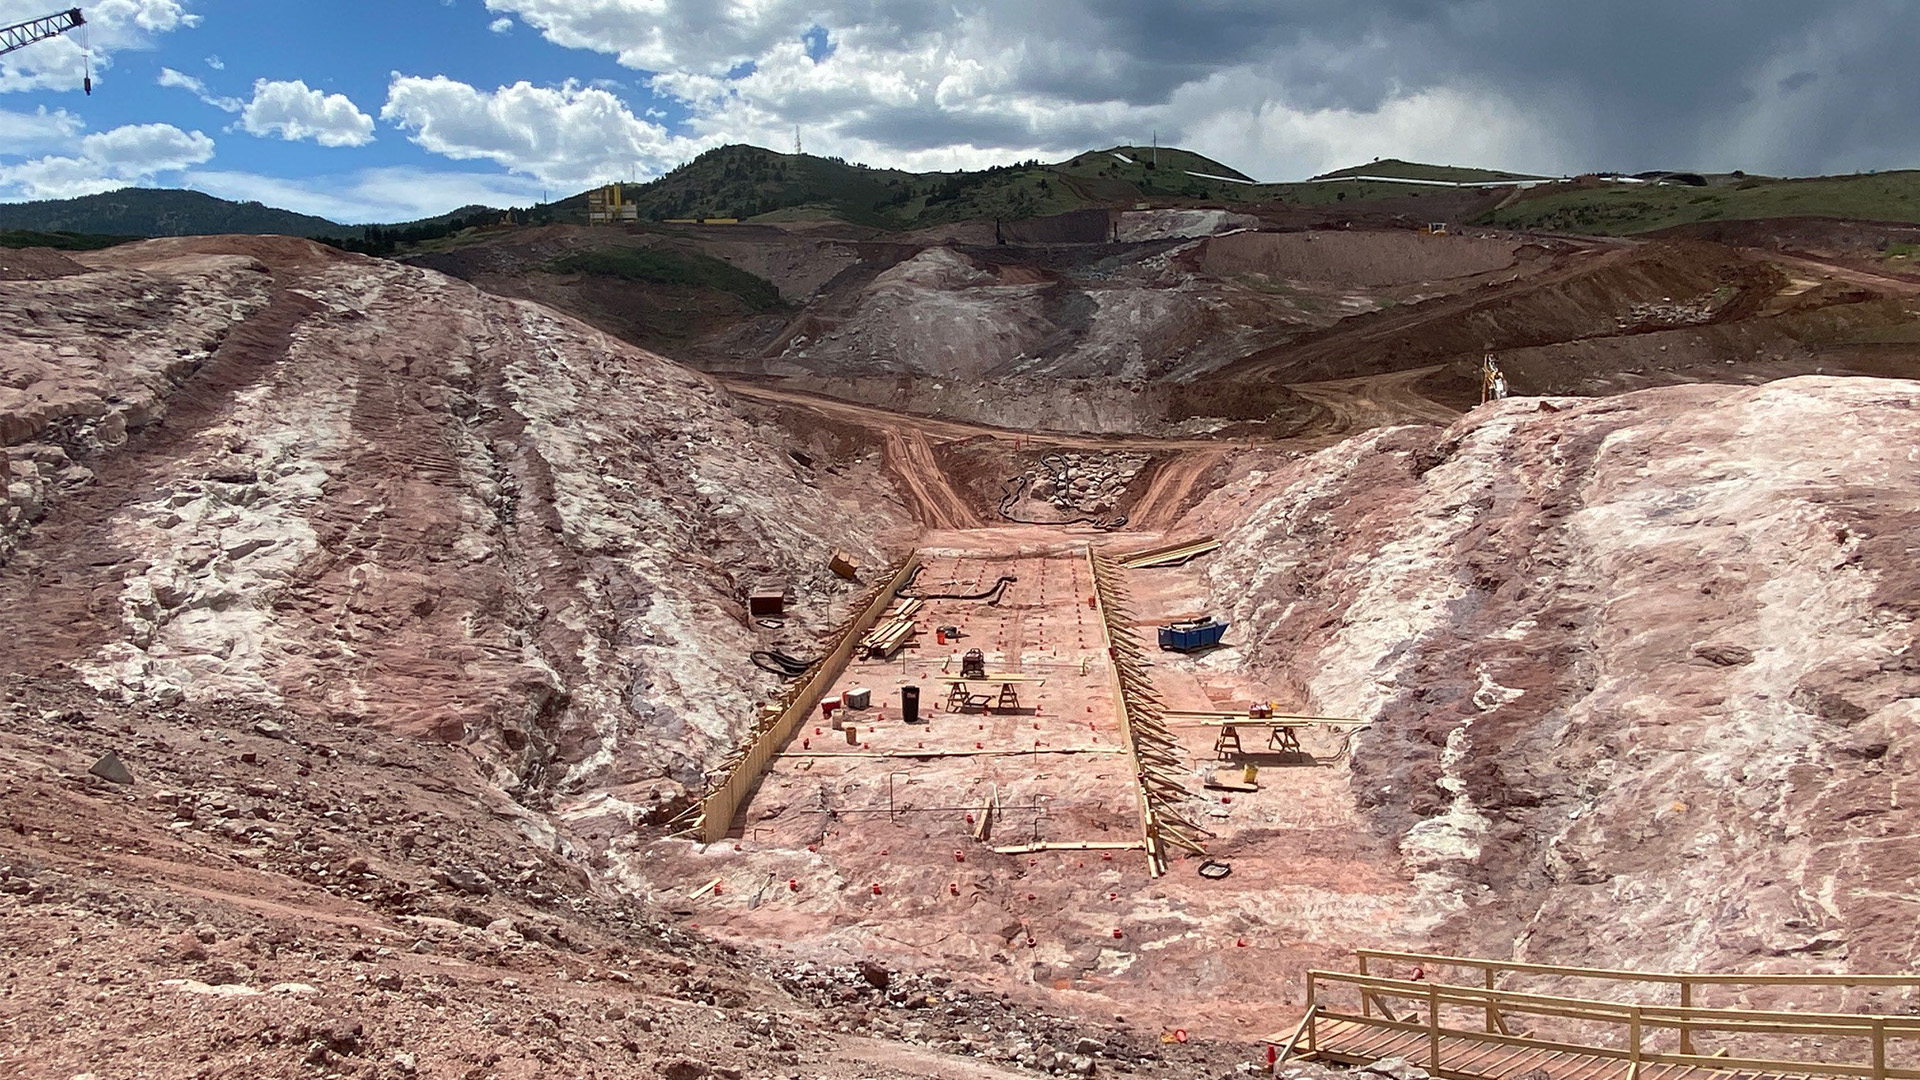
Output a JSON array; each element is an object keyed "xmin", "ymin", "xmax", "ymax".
[
  {"xmin": 380, "ymin": 75, "xmax": 700, "ymax": 186},
  {"xmin": 0, "ymin": 122, "xmax": 215, "ymax": 199},
  {"xmin": 157, "ymin": 66, "xmax": 244, "ymax": 112},
  {"xmin": 239, "ymin": 79, "xmax": 376, "ymax": 148},
  {"xmin": 0, "ymin": 104, "xmax": 84, "ymax": 152},
  {"xmin": 183, "ymin": 166, "xmax": 547, "ymax": 223},
  {"xmin": 488, "ymin": 16, "xmax": 512, "ymax": 33},
  {"xmin": 483, "ymin": 0, "xmax": 772, "ymax": 72},
  {"xmin": 0, "ymin": 0, "xmax": 201, "ymax": 93},
  {"xmin": 1174, "ymin": 79, "xmax": 1573, "ymax": 183},
  {"xmin": 205, "ymin": 54, "xmax": 225, "ymax": 70}
]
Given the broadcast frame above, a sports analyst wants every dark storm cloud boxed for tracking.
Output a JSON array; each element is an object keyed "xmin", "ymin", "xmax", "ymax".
[
  {"xmin": 989, "ymin": 0, "xmax": 1920, "ymax": 172},
  {"xmin": 487, "ymin": 0, "xmax": 1920, "ymax": 178}
]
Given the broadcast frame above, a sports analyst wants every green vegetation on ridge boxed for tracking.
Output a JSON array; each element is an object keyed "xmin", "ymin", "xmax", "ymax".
[
  {"xmin": 1478, "ymin": 171, "xmax": 1920, "ymax": 234},
  {"xmin": 544, "ymin": 245, "xmax": 784, "ymax": 311},
  {"xmin": 1, "ymin": 229, "xmax": 135, "ymax": 251},
  {"xmin": 1313, "ymin": 158, "xmax": 1552, "ymax": 184},
  {"xmin": 0, "ymin": 188, "xmax": 357, "ymax": 240}
]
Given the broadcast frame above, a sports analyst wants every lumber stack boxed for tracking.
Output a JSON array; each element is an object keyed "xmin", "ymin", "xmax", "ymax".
[
  {"xmin": 1086, "ymin": 547, "xmax": 1209, "ymax": 877},
  {"xmin": 1116, "ymin": 537, "xmax": 1220, "ymax": 569},
  {"xmin": 859, "ymin": 597, "xmax": 923, "ymax": 658}
]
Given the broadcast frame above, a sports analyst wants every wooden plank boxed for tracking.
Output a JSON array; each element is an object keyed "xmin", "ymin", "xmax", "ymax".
[
  {"xmin": 1164, "ymin": 711, "xmax": 1368, "ymax": 727},
  {"xmin": 1469, "ymin": 1044, "xmax": 1559, "ymax": 1078},
  {"xmin": 1116, "ymin": 537, "xmax": 1220, "ymax": 568},
  {"xmin": 990, "ymin": 840, "xmax": 1146, "ymax": 854},
  {"xmin": 1446, "ymin": 1037, "xmax": 1539, "ymax": 1076},
  {"xmin": 782, "ymin": 748, "xmax": 1125, "ymax": 759}
]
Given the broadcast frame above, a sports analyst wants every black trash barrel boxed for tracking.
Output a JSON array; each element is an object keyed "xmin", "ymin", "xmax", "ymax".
[{"xmin": 901, "ymin": 686, "xmax": 921, "ymax": 724}]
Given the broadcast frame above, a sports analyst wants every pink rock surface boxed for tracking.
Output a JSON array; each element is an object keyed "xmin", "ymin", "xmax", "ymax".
[{"xmin": 1194, "ymin": 376, "xmax": 1920, "ymax": 981}]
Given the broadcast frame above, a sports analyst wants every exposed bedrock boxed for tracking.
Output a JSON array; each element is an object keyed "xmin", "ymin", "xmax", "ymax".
[
  {"xmin": 1193, "ymin": 376, "xmax": 1920, "ymax": 977},
  {"xmin": 0, "ymin": 238, "xmax": 912, "ymax": 816}
]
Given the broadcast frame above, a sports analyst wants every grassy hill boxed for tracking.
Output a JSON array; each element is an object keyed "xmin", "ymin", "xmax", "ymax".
[
  {"xmin": 0, "ymin": 188, "xmax": 360, "ymax": 239},
  {"xmin": 1313, "ymin": 159, "xmax": 1552, "ymax": 184},
  {"xmin": 1478, "ymin": 171, "xmax": 1920, "ymax": 234},
  {"xmin": 576, "ymin": 143, "xmax": 1283, "ymax": 230}
]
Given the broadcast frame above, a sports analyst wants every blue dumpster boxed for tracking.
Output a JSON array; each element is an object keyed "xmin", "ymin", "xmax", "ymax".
[{"xmin": 1158, "ymin": 618, "xmax": 1227, "ymax": 652}]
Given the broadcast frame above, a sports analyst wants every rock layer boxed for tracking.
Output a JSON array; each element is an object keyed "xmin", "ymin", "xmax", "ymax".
[
  {"xmin": 0, "ymin": 237, "xmax": 912, "ymax": 811},
  {"xmin": 1195, "ymin": 376, "xmax": 1920, "ymax": 978}
]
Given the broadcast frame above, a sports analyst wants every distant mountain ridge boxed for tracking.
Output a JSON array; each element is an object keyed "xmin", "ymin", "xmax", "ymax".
[
  {"xmin": 8, "ymin": 148, "xmax": 1914, "ymax": 244},
  {"xmin": 0, "ymin": 143, "xmax": 1274, "ymax": 240},
  {"xmin": 0, "ymin": 189, "xmax": 360, "ymax": 240}
]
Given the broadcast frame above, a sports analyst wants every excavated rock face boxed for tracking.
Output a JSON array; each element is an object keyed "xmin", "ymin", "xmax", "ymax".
[
  {"xmin": 1194, "ymin": 376, "xmax": 1920, "ymax": 977},
  {"xmin": 0, "ymin": 238, "xmax": 910, "ymax": 811}
]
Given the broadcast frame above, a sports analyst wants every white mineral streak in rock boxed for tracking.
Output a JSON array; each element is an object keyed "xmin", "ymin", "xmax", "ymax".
[{"xmin": 1199, "ymin": 376, "xmax": 1920, "ymax": 974}]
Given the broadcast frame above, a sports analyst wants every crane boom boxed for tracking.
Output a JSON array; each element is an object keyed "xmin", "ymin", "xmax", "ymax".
[{"xmin": 0, "ymin": 8, "xmax": 85, "ymax": 58}]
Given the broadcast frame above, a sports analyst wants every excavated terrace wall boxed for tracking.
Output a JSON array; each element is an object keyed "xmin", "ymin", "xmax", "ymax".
[
  {"xmin": 0, "ymin": 238, "xmax": 913, "ymax": 823},
  {"xmin": 1191, "ymin": 376, "xmax": 1920, "ymax": 979}
]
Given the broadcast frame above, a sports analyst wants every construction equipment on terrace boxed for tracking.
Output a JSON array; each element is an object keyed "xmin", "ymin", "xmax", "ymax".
[
  {"xmin": 1, "ymin": 8, "xmax": 90, "ymax": 93},
  {"xmin": 1163, "ymin": 709, "xmax": 1367, "ymax": 761},
  {"xmin": 1117, "ymin": 537, "xmax": 1220, "ymax": 569},
  {"xmin": 746, "ymin": 579, "xmax": 788, "ymax": 618},
  {"xmin": 943, "ymin": 674, "xmax": 1044, "ymax": 714},
  {"xmin": 1158, "ymin": 616, "xmax": 1228, "ymax": 652}
]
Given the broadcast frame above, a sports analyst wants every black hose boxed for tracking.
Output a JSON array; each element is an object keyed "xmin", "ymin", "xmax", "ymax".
[
  {"xmin": 899, "ymin": 575, "xmax": 1018, "ymax": 602},
  {"xmin": 751, "ymin": 650, "xmax": 818, "ymax": 678}
]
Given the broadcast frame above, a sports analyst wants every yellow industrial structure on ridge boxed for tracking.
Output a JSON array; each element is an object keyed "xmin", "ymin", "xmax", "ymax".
[{"xmin": 587, "ymin": 184, "xmax": 639, "ymax": 225}]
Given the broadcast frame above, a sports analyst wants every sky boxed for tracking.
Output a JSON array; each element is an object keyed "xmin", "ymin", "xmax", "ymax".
[{"xmin": 2, "ymin": 0, "xmax": 1917, "ymax": 223}]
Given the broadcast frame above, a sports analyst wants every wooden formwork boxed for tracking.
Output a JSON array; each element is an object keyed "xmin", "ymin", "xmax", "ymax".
[
  {"xmin": 1085, "ymin": 546, "xmax": 1207, "ymax": 876},
  {"xmin": 695, "ymin": 553, "xmax": 922, "ymax": 843}
]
